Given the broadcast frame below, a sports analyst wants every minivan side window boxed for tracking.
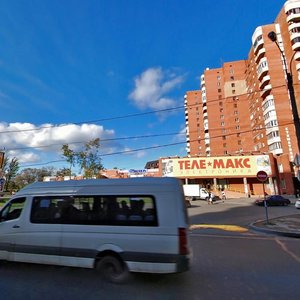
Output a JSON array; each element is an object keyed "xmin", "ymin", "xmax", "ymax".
[
  {"xmin": 0, "ymin": 197, "xmax": 26, "ymax": 221},
  {"xmin": 31, "ymin": 195, "xmax": 158, "ymax": 226}
]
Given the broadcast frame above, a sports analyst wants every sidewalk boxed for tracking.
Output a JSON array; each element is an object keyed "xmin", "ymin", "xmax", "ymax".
[{"xmin": 251, "ymin": 214, "xmax": 300, "ymax": 238}]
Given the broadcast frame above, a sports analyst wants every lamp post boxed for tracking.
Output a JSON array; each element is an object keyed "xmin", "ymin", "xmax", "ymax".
[{"xmin": 268, "ymin": 31, "xmax": 300, "ymax": 154}]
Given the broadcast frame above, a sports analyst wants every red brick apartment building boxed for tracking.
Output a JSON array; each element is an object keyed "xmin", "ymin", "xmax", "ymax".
[{"xmin": 174, "ymin": 0, "xmax": 300, "ymax": 196}]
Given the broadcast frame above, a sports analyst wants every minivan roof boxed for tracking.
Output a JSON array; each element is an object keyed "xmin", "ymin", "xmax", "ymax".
[{"xmin": 14, "ymin": 177, "xmax": 182, "ymax": 196}]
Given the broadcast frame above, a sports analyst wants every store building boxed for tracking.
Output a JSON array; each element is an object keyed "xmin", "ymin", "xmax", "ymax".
[
  {"xmin": 158, "ymin": 154, "xmax": 294, "ymax": 196},
  {"xmin": 182, "ymin": 0, "xmax": 300, "ymax": 196}
]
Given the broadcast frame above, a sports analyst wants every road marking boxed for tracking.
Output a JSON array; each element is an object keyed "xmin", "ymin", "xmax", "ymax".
[
  {"xmin": 275, "ymin": 238, "xmax": 300, "ymax": 263},
  {"xmin": 190, "ymin": 224, "xmax": 248, "ymax": 233}
]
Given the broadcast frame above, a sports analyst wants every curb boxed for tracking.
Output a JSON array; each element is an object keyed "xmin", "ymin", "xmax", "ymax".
[{"xmin": 249, "ymin": 222, "xmax": 300, "ymax": 238}]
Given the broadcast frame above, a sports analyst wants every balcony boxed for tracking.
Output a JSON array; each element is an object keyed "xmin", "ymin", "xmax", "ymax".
[
  {"xmin": 294, "ymin": 51, "xmax": 300, "ymax": 61},
  {"xmin": 271, "ymin": 148, "xmax": 283, "ymax": 155},
  {"xmin": 254, "ymin": 38, "xmax": 264, "ymax": 55},
  {"xmin": 285, "ymin": 0, "xmax": 300, "ymax": 21},
  {"xmin": 259, "ymin": 75, "xmax": 270, "ymax": 89},
  {"xmin": 287, "ymin": 12, "xmax": 300, "ymax": 23},
  {"xmin": 290, "ymin": 31, "xmax": 300, "ymax": 42},
  {"xmin": 201, "ymin": 75, "xmax": 205, "ymax": 87},
  {"xmin": 292, "ymin": 37, "xmax": 300, "ymax": 51},
  {"xmin": 255, "ymin": 47, "xmax": 266, "ymax": 64},
  {"xmin": 252, "ymin": 27, "xmax": 263, "ymax": 55},
  {"xmin": 266, "ymin": 125, "xmax": 279, "ymax": 136},
  {"xmin": 257, "ymin": 58, "xmax": 269, "ymax": 80},
  {"xmin": 260, "ymin": 84, "xmax": 272, "ymax": 98},
  {"xmin": 267, "ymin": 135, "xmax": 281, "ymax": 145}
]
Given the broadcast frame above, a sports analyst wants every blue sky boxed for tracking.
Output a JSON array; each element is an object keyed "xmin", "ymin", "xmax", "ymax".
[{"xmin": 0, "ymin": 0, "xmax": 286, "ymax": 171}]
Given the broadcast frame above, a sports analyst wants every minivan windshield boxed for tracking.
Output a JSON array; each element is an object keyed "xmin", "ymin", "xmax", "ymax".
[{"xmin": 0, "ymin": 197, "xmax": 26, "ymax": 221}]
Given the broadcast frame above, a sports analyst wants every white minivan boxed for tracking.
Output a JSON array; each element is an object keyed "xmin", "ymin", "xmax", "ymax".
[{"xmin": 0, "ymin": 177, "xmax": 190, "ymax": 282}]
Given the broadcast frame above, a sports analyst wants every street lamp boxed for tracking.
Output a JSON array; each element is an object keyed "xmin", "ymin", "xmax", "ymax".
[{"xmin": 268, "ymin": 31, "xmax": 300, "ymax": 154}]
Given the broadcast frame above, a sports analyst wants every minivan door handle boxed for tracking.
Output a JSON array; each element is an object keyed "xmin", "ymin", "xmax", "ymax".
[{"xmin": 12, "ymin": 225, "xmax": 20, "ymax": 228}]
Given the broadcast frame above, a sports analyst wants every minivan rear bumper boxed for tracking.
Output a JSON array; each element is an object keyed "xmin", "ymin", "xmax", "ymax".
[{"xmin": 122, "ymin": 252, "xmax": 190, "ymax": 274}]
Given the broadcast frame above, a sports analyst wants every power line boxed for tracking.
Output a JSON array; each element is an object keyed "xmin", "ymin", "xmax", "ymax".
[
  {"xmin": 5, "ymin": 115, "xmax": 297, "ymax": 154},
  {"xmin": 0, "ymin": 82, "xmax": 293, "ymax": 136},
  {"xmin": 18, "ymin": 119, "xmax": 297, "ymax": 169},
  {"xmin": 4, "ymin": 132, "xmax": 185, "ymax": 151},
  {"xmin": 0, "ymin": 106, "xmax": 185, "ymax": 135}
]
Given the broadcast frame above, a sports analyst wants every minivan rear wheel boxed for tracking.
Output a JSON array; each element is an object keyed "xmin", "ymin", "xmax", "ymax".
[{"xmin": 96, "ymin": 255, "xmax": 129, "ymax": 283}]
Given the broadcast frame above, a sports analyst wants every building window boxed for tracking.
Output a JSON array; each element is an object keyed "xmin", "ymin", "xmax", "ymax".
[
  {"xmin": 231, "ymin": 83, "xmax": 235, "ymax": 87},
  {"xmin": 236, "ymin": 125, "xmax": 240, "ymax": 130},
  {"xmin": 221, "ymin": 122, "xmax": 225, "ymax": 126},
  {"xmin": 220, "ymin": 115, "xmax": 224, "ymax": 119},
  {"xmin": 222, "ymin": 136, "xmax": 226, "ymax": 140},
  {"xmin": 218, "ymin": 95, "xmax": 222, "ymax": 99},
  {"xmin": 219, "ymin": 101, "xmax": 223, "ymax": 106},
  {"xmin": 223, "ymin": 143, "xmax": 227, "ymax": 148},
  {"xmin": 234, "ymin": 103, "xmax": 238, "ymax": 108},
  {"xmin": 218, "ymin": 89, "xmax": 222, "ymax": 93},
  {"xmin": 235, "ymin": 117, "xmax": 239, "ymax": 122},
  {"xmin": 220, "ymin": 108, "xmax": 224, "ymax": 113},
  {"xmin": 232, "ymin": 90, "xmax": 236, "ymax": 94},
  {"xmin": 238, "ymin": 140, "xmax": 242, "ymax": 145}
]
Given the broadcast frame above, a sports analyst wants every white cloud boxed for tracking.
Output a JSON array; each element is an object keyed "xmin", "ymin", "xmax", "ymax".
[
  {"xmin": 174, "ymin": 126, "xmax": 187, "ymax": 143},
  {"xmin": 129, "ymin": 67, "xmax": 185, "ymax": 110},
  {"xmin": 121, "ymin": 147, "xmax": 147, "ymax": 159},
  {"xmin": 0, "ymin": 122, "xmax": 117, "ymax": 165}
]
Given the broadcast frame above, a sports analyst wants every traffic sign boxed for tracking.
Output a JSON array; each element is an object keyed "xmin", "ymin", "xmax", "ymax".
[{"xmin": 256, "ymin": 170, "xmax": 268, "ymax": 182}]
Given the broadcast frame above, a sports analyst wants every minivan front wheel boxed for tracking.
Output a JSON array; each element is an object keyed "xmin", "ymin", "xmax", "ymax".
[{"xmin": 96, "ymin": 255, "xmax": 129, "ymax": 283}]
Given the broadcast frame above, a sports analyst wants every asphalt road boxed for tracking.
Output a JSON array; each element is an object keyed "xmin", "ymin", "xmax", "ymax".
[{"xmin": 0, "ymin": 198, "xmax": 299, "ymax": 300}]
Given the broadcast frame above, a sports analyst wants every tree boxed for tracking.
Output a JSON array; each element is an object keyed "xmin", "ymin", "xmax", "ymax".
[
  {"xmin": 62, "ymin": 144, "xmax": 76, "ymax": 178},
  {"xmin": 77, "ymin": 138, "xmax": 104, "ymax": 178},
  {"xmin": 12, "ymin": 167, "xmax": 54, "ymax": 190},
  {"xmin": 56, "ymin": 167, "xmax": 72, "ymax": 178},
  {"xmin": 61, "ymin": 138, "xmax": 104, "ymax": 179},
  {"xmin": 2, "ymin": 157, "xmax": 19, "ymax": 192}
]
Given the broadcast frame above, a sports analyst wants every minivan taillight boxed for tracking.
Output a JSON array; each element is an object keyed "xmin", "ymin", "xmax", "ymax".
[{"xmin": 178, "ymin": 227, "xmax": 189, "ymax": 255}]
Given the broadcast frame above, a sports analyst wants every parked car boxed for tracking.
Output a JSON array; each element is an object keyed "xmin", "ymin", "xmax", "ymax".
[
  {"xmin": 295, "ymin": 199, "xmax": 300, "ymax": 209},
  {"xmin": 255, "ymin": 195, "xmax": 291, "ymax": 206}
]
